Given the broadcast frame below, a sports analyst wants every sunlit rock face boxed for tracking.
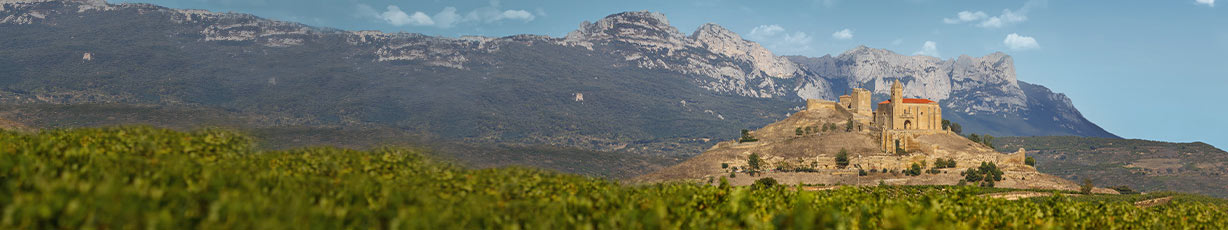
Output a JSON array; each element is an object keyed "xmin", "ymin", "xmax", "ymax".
[
  {"xmin": 561, "ymin": 11, "xmax": 829, "ymax": 99},
  {"xmin": 792, "ymin": 46, "xmax": 1024, "ymax": 115}
]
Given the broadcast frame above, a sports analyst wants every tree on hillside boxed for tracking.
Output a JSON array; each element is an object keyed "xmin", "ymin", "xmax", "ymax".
[
  {"xmin": 982, "ymin": 134, "xmax": 996, "ymax": 149},
  {"xmin": 795, "ymin": 127, "xmax": 804, "ymax": 136},
  {"xmin": 961, "ymin": 161, "xmax": 1004, "ymax": 187},
  {"xmin": 739, "ymin": 129, "xmax": 758, "ymax": 143},
  {"xmin": 906, "ymin": 163, "xmax": 922, "ymax": 176},
  {"xmin": 1025, "ymin": 156, "xmax": 1036, "ymax": 167},
  {"xmin": 968, "ymin": 134, "xmax": 981, "ymax": 144},
  {"xmin": 835, "ymin": 149, "xmax": 850, "ymax": 169},
  {"xmin": 1081, "ymin": 179, "xmax": 1095, "ymax": 195},
  {"xmin": 845, "ymin": 118, "xmax": 855, "ymax": 132},
  {"xmin": 747, "ymin": 153, "xmax": 763, "ymax": 174},
  {"xmin": 941, "ymin": 119, "xmax": 963, "ymax": 134},
  {"xmin": 752, "ymin": 177, "xmax": 778, "ymax": 190}
]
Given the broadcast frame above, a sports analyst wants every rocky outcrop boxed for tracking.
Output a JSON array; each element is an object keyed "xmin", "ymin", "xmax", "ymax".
[
  {"xmin": 790, "ymin": 46, "xmax": 1026, "ymax": 115},
  {"xmin": 561, "ymin": 11, "xmax": 829, "ymax": 99},
  {"xmin": 634, "ymin": 104, "xmax": 1106, "ymax": 193},
  {"xmin": 690, "ymin": 23, "xmax": 801, "ymax": 79}
]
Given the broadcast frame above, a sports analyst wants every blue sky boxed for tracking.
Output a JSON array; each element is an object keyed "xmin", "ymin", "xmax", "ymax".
[{"xmin": 119, "ymin": 0, "xmax": 1227, "ymax": 149}]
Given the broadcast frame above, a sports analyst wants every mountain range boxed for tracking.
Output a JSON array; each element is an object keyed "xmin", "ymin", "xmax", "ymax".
[{"xmin": 0, "ymin": 0, "xmax": 1115, "ymax": 160}]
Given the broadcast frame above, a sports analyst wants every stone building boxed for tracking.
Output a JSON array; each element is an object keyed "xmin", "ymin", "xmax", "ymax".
[
  {"xmin": 872, "ymin": 80, "xmax": 944, "ymax": 153},
  {"xmin": 837, "ymin": 88, "xmax": 872, "ymax": 117},
  {"xmin": 824, "ymin": 79, "xmax": 945, "ymax": 153},
  {"xmin": 873, "ymin": 80, "xmax": 941, "ymax": 131}
]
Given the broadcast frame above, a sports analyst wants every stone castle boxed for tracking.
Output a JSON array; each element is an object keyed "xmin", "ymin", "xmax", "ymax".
[{"xmin": 807, "ymin": 79, "xmax": 947, "ymax": 154}]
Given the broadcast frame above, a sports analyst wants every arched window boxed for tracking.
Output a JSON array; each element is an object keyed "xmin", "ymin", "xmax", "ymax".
[{"xmin": 904, "ymin": 120, "xmax": 912, "ymax": 129}]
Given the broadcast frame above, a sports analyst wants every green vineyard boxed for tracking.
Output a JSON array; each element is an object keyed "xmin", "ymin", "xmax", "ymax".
[{"xmin": 1, "ymin": 127, "xmax": 1225, "ymax": 229}]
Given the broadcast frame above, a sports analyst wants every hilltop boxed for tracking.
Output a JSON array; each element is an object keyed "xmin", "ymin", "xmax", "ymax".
[{"xmin": 637, "ymin": 99, "xmax": 1116, "ymax": 193}]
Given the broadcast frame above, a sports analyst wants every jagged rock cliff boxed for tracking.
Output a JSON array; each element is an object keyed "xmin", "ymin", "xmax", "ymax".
[
  {"xmin": 562, "ymin": 11, "xmax": 828, "ymax": 99},
  {"xmin": 0, "ymin": 0, "xmax": 1115, "ymax": 160}
]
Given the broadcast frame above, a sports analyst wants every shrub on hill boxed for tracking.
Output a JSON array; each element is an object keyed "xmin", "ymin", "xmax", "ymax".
[
  {"xmin": 961, "ymin": 162, "xmax": 1005, "ymax": 187},
  {"xmin": 739, "ymin": 129, "xmax": 759, "ymax": 143},
  {"xmin": 752, "ymin": 177, "xmax": 779, "ymax": 190},
  {"xmin": 835, "ymin": 149, "xmax": 850, "ymax": 169},
  {"xmin": 747, "ymin": 153, "xmax": 763, "ymax": 174}
]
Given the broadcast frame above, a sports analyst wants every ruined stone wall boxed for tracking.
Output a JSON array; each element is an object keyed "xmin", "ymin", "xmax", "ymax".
[
  {"xmin": 806, "ymin": 99, "xmax": 836, "ymax": 111},
  {"xmin": 837, "ymin": 95, "xmax": 852, "ymax": 109}
]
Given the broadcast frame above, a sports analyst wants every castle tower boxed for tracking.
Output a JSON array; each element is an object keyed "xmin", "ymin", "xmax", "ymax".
[
  {"xmin": 890, "ymin": 79, "xmax": 904, "ymax": 130},
  {"xmin": 890, "ymin": 79, "xmax": 903, "ymax": 105}
]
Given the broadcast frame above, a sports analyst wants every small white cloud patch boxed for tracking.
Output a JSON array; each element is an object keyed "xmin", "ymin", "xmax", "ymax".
[
  {"xmin": 746, "ymin": 24, "xmax": 812, "ymax": 55},
  {"xmin": 944, "ymin": 0, "xmax": 1045, "ymax": 29},
  {"xmin": 748, "ymin": 24, "xmax": 785, "ymax": 39},
  {"xmin": 943, "ymin": 11, "xmax": 987, "ymax": 24},
  {"xmin": 499, "ymin": 10, "xmax": 535, "ymax": 21},
  {"xmin": 831, "ymin": 28, "xmax": 853, "ymax": 40},
  {"xmin": 913, "ymin": 41, "xmax": 940, "ymax": 57},
  {"xmin": 1196, "ymin": 0, "xmax": 1215, "ymax": 7},
  {"xmin": 1003, "ymin": 33, "xmax": 1040, "ymax": 50},
  {"xmin": 376, "ymin": 6, "xmax": 434, "ymax": 26}
]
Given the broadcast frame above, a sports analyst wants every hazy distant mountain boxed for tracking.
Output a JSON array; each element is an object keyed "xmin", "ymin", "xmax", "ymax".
[{"xmin": 0, "ymin": 0, "xmax": 1114, "ymax": 159}]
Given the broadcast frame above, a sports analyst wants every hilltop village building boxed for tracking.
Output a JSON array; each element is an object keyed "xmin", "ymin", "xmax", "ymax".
[{"xmin": 807, "ymin": 80, "xmax": 947, "ymax": 153}]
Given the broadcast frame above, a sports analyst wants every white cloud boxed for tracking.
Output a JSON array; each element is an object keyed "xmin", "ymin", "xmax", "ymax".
[
  {"xmin": 977, "ymin": 8, "xmax": 1028, "ymax": 28},
  {"xmin": 1196, "ymin": 0, "xmax": 1215, "ymax": 7},
  {"xmin": 432, "ymin": 7, "xmax": 462, "ymax": 28},
  {"xmin": 1003, "ymin": 33, "xmax": 1040, "ymax": 50},
  {"xmin": 945, "ymin": 0, "xmax": 1046, "ymax": 29},
  {"xmin": 748, "ymin": 24, "xmax": 785, "ymax": 39},
  {"xmin": 378, "ymin": 6, "xmax": 434, "ymax": 26},
  {"xmin": 831, "ymin": 28, "xmax": 854, "ymax": 40},
  {"xmin": 943, "ymin": 11, "xmax": 987, "ymax": 24},
  {"xmin": 913, "ymin": 41, "xmax": 940, "ymax": 57},
  {"xmin": 499, "ymin": 10, "xmax": 535, "ymax": 21},
  {"xmin": 746, "ymin": 25, "xmax": 812, "ymax": 55},
  {"xmin": 358, "ymin": 2, "xmax": 538, "ymax": 28},
  {"xmin": 784, "ymin": 32, "xmax": 814, "ymax": 45}
]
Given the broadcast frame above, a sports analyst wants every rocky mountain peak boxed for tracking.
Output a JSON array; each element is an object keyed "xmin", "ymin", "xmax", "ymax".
[
  {"xmin": 563, "ymin": 11, "xmax": 688, "ymax": 48},
  {"xmin": 690, "ymin": 23, "xmax": 801, "ymax": 78},
  {"xmin": 689, "ymin": 23, "xmax": 738, "ymax": 40}
]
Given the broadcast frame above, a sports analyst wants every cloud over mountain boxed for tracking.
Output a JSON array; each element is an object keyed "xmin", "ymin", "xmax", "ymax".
[
  {"xmin": 831, "ymin": 28, "xmax": 853, "ymax": 40},
  {"xmin": 944, "ymin": 0, "xmax": 1047, "ymax": 29},
  {"xmin": 1004, "ymin": 33, "xmax": 1040, "ymax": 50},
  {"xmin": 913, "ymin": 41, "xmax": 940, "ymax": 57}
]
